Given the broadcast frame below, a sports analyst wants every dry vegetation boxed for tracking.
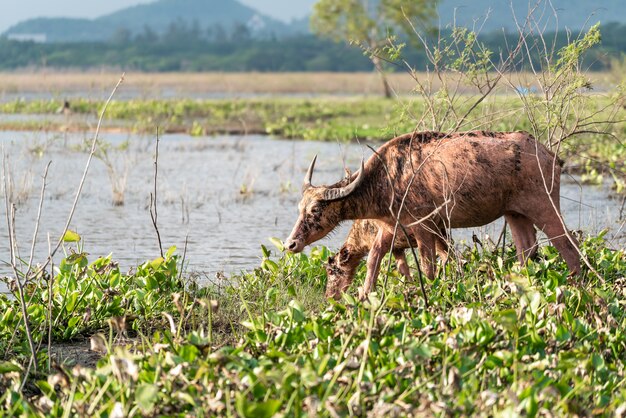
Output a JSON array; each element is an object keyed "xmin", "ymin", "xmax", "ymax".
[{"xmin": 0, "ymin": 71, "xmax": 620, "ymax": 98}]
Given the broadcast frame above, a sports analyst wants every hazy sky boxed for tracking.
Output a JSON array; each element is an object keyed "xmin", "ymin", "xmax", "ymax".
[{"xmin": 0, "ymin": 0, "xmax": 317, "ymax": 32}]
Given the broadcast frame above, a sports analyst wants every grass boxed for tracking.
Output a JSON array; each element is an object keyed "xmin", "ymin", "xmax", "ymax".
[
  {"xmin": 1, "ymin": 94, "xmax": 624, "ymax": 141},
  {"xmin": 1, "ymin": 233, "xmax": 626, "ymax": 416}
]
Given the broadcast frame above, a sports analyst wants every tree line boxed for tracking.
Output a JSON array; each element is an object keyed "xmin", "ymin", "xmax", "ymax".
[{"xmin": 0, "ymin": 21, "xmax": 624, "ymax": 72}]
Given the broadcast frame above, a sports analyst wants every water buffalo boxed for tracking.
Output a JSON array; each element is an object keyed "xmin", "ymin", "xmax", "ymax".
[
  {"xmin": 325, "ymin": 219, "xmax": 448, "ymax": 299},
  {"xmin": 285, "ymin": 131, "xmax": 580, "ymax": 300}
]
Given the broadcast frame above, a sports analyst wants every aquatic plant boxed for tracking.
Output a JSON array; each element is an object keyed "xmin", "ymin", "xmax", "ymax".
[{"xmin": 1, "ymin": 234, "xmax": 625, "ymax": 416}]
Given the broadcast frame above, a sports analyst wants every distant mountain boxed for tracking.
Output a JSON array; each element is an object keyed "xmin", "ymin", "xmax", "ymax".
[
  {"xmin": 4, "ymin": 0, "xmax": 625, "ymax": 43},
  {"xmin": 3, "ymin": 0, "xmax": 295, "ymax": 42},
  {"xmin": 437, "ymin": 0, "xmax": 625, "ymax": 32}
]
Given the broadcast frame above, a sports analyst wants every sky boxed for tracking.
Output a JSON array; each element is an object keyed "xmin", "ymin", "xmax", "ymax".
[{"xmin": 0, "ymin": 0, "xmax": 317, "ymax": 32}]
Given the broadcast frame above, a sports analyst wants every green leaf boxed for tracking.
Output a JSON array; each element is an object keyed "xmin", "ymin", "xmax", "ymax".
[
  {"xmin": 63, "ymin": 230, "xmax": 81, "ymax": 242},
  {"xmin": 261, "ymin": 244, "xmax": 270, "ymax": 258},
  {"xmin": 235, "ymin": 394, "xmax": 281, "ymax": 418},
  {"xmin": 66, "ymin": 252, "xmax": 87, "ymax": 265},
  {"xmin": 165, "ymin": 246, "xmax": 177, "ymax": 259},
  {"xmin": 150, "ymin": 257, "xmax": 164, "ymax": 269},
  {"xmin": 288, "ymin": 300, "xmax": 305, "ymax": 322},
  {"xmin": 493, "ymin": 309, "xmax": 518, "ymax": 330},
  {"xmin": 409, "ymin": 344, "xmax": 432, "ymax": 359},
  {"xmin": 0, "ymin": 362, "xmax": 21, "ymax": 374},
  {"xmin": 269, "ymin": 237, "xmax": 284, "ymax": 252},
  {"xmin": 135, "ymin": 383, "xmax": 159, "ymax": 414},
  {"xmin": 66, "ymin": 293, "xmax": 78, "ymax": 312},
  {"xmin": 68, "ymin": 316, "xmax": 80, "ymax": 329},
  {"xmin": 146, "ymin": 275, "xmax": 158, "ymax": 290}
]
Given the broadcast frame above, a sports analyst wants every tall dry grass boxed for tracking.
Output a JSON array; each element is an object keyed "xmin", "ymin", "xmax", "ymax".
[{"xmin": 0, "ymin": 71, "xmax": 618, "ymax": 97}]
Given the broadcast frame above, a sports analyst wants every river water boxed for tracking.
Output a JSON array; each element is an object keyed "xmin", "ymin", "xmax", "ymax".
[{"xmin": 0, "ymin": 131, "xmax": 623, "ymax": 293}]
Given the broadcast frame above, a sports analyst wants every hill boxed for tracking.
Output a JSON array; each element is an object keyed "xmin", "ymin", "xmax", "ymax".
[
  {"xmin": 3, "ymin": 0, "xmax": 625, "ymax": 43},
  {"xmin": 3, "ymin": 0, "xmax": 296, "ymax": 43}
]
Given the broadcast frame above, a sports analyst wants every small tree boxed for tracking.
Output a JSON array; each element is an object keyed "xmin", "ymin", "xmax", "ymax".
[{"xmin": 311, "ymin": 0, "xmax": 439, "ymax": 98}]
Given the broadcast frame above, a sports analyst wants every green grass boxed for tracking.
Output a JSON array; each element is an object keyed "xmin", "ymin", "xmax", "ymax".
[{"xmin": 1, "ymin": 233, "xmax": 626, "ymax": 416}]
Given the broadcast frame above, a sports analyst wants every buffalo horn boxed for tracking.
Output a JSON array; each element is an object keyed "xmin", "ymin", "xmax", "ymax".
[
  {"xmin": 302, "ymin": 155, "xmax": 317, "ymax": 192},
  {"xmin": 323, "ymin": 159, "xmax": 365, "ymax": 201}
]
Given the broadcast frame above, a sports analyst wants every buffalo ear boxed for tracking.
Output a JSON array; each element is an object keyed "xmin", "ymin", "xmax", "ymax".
[
  {"xmin": 321, "ymin": 159, "xmax": 365, "ymax": 201},
  {"xmin": 338, "ymin": 247, "xmax": 351, "ymax": 264}
]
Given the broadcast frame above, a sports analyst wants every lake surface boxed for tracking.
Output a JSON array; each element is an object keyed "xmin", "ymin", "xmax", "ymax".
[{"xmin": 0, "ymin": 131, "xmax": 623, "ymax": 294}]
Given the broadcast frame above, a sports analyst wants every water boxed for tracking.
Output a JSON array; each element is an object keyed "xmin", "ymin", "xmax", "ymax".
[{"xmin": 0, "ymin": 131, "xmax": 623, "ymax": 294}]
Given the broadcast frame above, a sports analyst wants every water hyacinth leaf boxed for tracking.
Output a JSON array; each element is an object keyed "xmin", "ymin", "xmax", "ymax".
[
  {"xmin": 261, "ymin": 244, "xmax": 271, "ymax": 258},
  {"xmin": 65, "ymin": 252, "xmax": 87, "ymax": 265},
  {"xmin": 288, "ymin": 300, "xmax": 305, "ymax": 322},
  {"xmin": 528, "ymin": 291, "xmax": 542, "ymax": 315},
  {"xmin": 165, "ymin": 246, "xmax": 177, "ymax": 259},
  {"xmin": 65, "ymin": 293, "xmax": 78, "ymax": 313},
  {"xmin": 2, "ymin": 307, "xmax": 15, "ymax": 323},
  {"xmin": 68, "ymin": 317, "xmax": 80, "ymax": 329},
  {"xmin": 493, "ymin": 309, "xmax": 518, "ymax": 330},
  {"xmin": 287, "ymin": 285, "xmax": 296, "ymax": 297},
  {"xmin": 409, "ymin": 344, "xmax": 433, "ymax": 359},
  {"xmin": 0, "ymin": 362, "xmax": 21, "ymax": 374},
  {"xmin": 62, "ymin": 230, "xmax": 81, "ymax": 242},
  {"xmin": 135, "ymin": 383, "xmax": 159, "ymax": 414},
  {"xmin": 269, "ymin": 237, "xmax": 284, "ymax": 252},
  {"xmin": 235, "ymin": 394, "xmax": 281, "ymax": 418},
  {"xmin": 146, "ymin": 275, "xmax": 159, "ymax": 290},
  {"xmin": 150, "ymin": 257, "xmax": 164, "ymax": 269},
  {"xmin": 262, "ymin": 259, "xmax": 279, "ymax": 273}
]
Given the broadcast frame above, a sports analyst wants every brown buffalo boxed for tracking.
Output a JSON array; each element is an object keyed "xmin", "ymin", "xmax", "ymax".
[
  {"xmin": 285, "ymin": 131, "xmax": 581, "ymax": 300},
  {"xmin": 325, "ymin": 219, "xmax": 448, "ymax": 299}
]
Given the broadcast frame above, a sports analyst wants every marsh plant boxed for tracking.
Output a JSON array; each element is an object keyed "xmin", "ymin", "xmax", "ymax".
[
  {"xmin": 83, "ymin": 138, "xmax": 136, "ymax": 206},
  {"xmin": 1, "ymin": 234, "xmax": 626, "ymax": 416},
  {"xmin": 1, "ymin": 159, "xmax": 33, "ymax": 207}
]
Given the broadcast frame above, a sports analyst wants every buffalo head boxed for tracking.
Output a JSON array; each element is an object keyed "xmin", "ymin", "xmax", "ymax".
[{"xmin": 284, "ymin": 156, "xmax": 365, "ymax": 253}]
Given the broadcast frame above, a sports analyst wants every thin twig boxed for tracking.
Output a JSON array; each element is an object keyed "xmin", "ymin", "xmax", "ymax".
[
  {"xmin": 31, "ymin": 73, "xmax": 125, "ymax": 278},
  {"xmin": 150, "ymin": 127, "xmax": 164, "ymax": 258},
  {"xmin": 47, "ymin": 233, "xmax": 53, "ymax": 372},
  {"xmin": 25, "ymin": 161, "xmax": 52, "ymax": 278},
  {"xmin": 3, "ymin": 153, "xmax": 38, "ymax": 382}
]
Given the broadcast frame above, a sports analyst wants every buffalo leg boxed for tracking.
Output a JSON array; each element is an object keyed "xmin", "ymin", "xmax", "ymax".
[
  {"xmin": 359, "ymin": 228, "xmax": 393, "ymax": 299},
  {"xmin": 528, "ymin": 209, "xmax": 581, "ymax": 275},
  {"xmin": 412, "ymin": 227, "xmax": 437, "ymax": 280},
  {"xmin": 505, "ymin": 213, "xmax": 538, "ymax": 264},
  {"xmin": 434, "ymin": 234, "xmax": 449, "ymax": 264}
]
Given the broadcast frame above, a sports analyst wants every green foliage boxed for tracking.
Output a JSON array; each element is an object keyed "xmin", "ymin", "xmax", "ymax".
[
  {"xmin": 0, "ymin": 247, "xmax": 184, "ymax": 361},
  {"xmin": 1, "ymin": 235, "xmax": 626, "ymax": 415},
  {"xmin": 311, "ymin": 0, "xmax": 438, "ymax": 46},
  {"xmin": 504, "ymin": 24, "xmax": 622, "ymax": 153},
  {"xmin": 311, "ymin": 0, "xmax": 439, "ymax": 96}
]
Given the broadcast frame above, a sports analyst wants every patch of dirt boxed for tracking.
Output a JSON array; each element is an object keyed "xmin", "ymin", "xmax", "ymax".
[{"xmin": 49, "ymin": 338, "xmax": 102, "ymax": 369}]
